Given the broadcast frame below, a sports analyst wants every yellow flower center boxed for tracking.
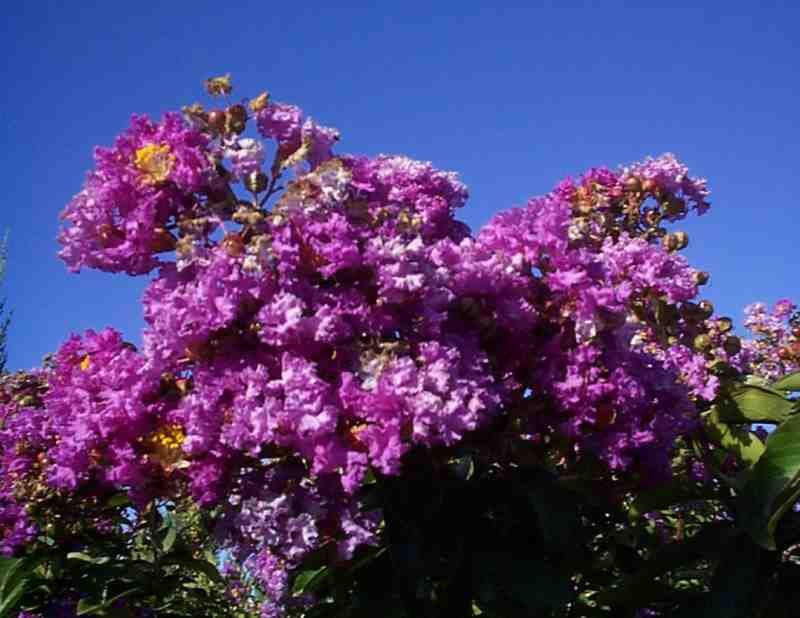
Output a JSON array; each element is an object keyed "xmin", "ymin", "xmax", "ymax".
[
  {"xmin": 134, "ymin": 143, "xmax": 175, "ymax": 184},
  {"xmin": 79, "ymin": 354, "xmax": 91, "ymax": 371},
  {"xmin": 144, "ymin": 423, "xmax": 186, "ymax": 469}
]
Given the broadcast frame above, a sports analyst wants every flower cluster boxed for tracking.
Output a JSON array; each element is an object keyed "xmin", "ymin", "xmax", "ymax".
[
  {"xmin": 740, "ymin": 299, "xmax": 800, "ymax": 381},
  {"xmin": 0, "ymin": 371, "xmax": 49, "ymax": 556},
  {"xmin": 3, "ymin": 78, "xmax": 724, "ymax": 615}
]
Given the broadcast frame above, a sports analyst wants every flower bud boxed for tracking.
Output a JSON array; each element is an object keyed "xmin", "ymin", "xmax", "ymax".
[
  {"xmin": 245, "ymin": 171, "xmax": 268, "ymax": 194},
  {"xmin": 722, "ymin": 336, "xmax": 741, "ymax": 356},
  {"xmin": 693, "ymin": 334, "xmax": 712, "ymax": 351}
]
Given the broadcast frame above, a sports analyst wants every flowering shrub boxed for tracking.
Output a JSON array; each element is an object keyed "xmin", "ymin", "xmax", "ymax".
[{"xmin": 2, "ymin": 75, "xmax": 800, "ymax": 617}]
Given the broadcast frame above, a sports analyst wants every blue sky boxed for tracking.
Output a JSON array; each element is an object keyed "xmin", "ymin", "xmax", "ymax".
[{"xmin": 2, "ymin": 1, "xmax": 798, "ymax": 371}]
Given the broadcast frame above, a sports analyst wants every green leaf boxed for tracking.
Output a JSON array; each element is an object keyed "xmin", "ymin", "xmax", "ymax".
[
  {"xmin": 628, "ymin": 480, "xmax": 700, "ymax": 520},
  {"xmin": 473, "ymin": 551, "xmax": 575, "ymax": 613},
  {"xmin": 447, "ymin": 455, "xmax": 475, "ymax": 481},
  {"xmin": 161, "ymin": 556, "xmax": 223, "ymax": 585},
  {"xmin": 293, "ymin": 566, "xmax": 327, "ymax": 595},
  {"xmin": 104, "ymin": 492, "xmax": 132, "ymax": 509},
  {"xmin": 0, "ymin": 581, "xmax": 25, "ymax": 618},
  {"xmin": 672, "ymin": 533, "xmax": 761, "ymax": 618},
  {"xmin": 67, "ymin": 552, "xmax": 110, "ymax": 565},
  {"xmin": 717, "ymin": 385, "xmax": 795, "ymax": 424},
  {"xmin": 702, "ymin": 407, "xmax": 766, "ymax": 467},
  {"xmin": 773, "ymin": 372, "xmax": 800, "ymax": 392},
  {"xmin": 77, "ymin": 597, "xmax": 108, "ymax": 616},
  {"xmin": 162, "ymin": 521, "xmax": 177, "ymax": 553},
  {"xmin": 521, "ymin": 479, "xmax": 580, "ymax": 551},
  {"xmin": 738, "ymin": 413, "xmax": 800, "ymax": 549},
  {"xmin": 595, "ymin": 522, "xmax": 735, "ymax": 608},
  {"xmin": 0, "ymin": 556, "xmax": 36, "ymax": 618},
  {"xmin": 0, "ymin": 557, "xmax": 23, "ymax": 594}
]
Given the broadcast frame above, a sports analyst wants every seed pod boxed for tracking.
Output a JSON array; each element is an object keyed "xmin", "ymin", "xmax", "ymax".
[
  {"xmin": 693, "ymin": 271, "xmax": 710, "ymax": 285},
  {"xmin": 624, "ymin": 176, "xmax": 642, "ymax": 193},
  {"xmin": 716, "ymin": 317, "xmax": 733, "ymax": 333},
  {"xmin": 644, "ymin": 209, "xmax": 661, "ymax": 226},
  {"xmin": 245, "ymin": 171, "xmax": 268, "ymax": 194},
  {"xmin": 222, "ymin": 234, "xmax": 245, "ymax": 257},
  {"xmin": 98, "ymin": 223, "xmax": 124, "ymax": 248},
  {"xmin": 246, "ymin": 211, "xmax": 266, "ymax": 226},
  {"xmin": 662, "ymin": 198, "xmax": 687, "ymax": 218},
  {"xmin": 232, "ymin": 205, "xmax": 251, "ymax": 224},
  {"xmin": 150, "ymin": 227, "xmax": 177, "ymax": 253},
  {"xmin": 225, "ymin": 104, "xmax": 248, "ymax": 134},
  {"xmin": 207, "ymin": 110, "xmax": 226, "ymax": 133},
  {"xmin": 662, "ymin": 233, "xmax": 679, "ymax": 252},
  {"xmin": 698, "ymin": 300, "xmax": 714, "ymax": 319},
  {"xmin": 693, "ymin": 334, "xmax": 712, "ymax": 351},
  {"xmin": 673, "ymin": 231, "xmax": 689, "ymax": 250},
  {"xmin": 723, "ymin": 336, "xmax": 741, "ymax": 356}
]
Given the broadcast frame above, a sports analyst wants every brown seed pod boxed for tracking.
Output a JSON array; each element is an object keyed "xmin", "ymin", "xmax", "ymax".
[
  {"xmin": 245, "ymin": 171, "xmax": 269, "ymax": 194},
  {"xmin": 662, "ymin": 233, "xmax": 679, "ymax": 252},
  {"xmin": 644, "ymin": 209, "xmax": 662, "ymax": 227},
  {"xmin": 225, "ymin": 104, "xmax": 248, "ymax": 135},
  {"xmin": 697, "ymin": 300, "xmax": 714, "ymax": 319},
  {"xmin": 662, "ymin": 198, "xmax": 687, "ymax": 218},
  {"xmin": 150, "ymin": 227, "xmax": 177, "ymax": 253},
  {"xmin": 693, "ymin": 271, "xmax": 710, "ymax": 286},
  {"xmin": 222, "ymin": 233, "xmax": 245, "ymax": 257},
  {"xmin": 722, "ymin": 336, "xmax": 742, "ymax": 356},
  {"xmin": 693, "ymin": 334, "xmax": 712, "ymax": 351},
  {"xmin": 673, "ymin": 231, "xmax": 689, "ymax": 250},
  {"xmin": 207, "ymin": 110, "xmax": 226, "ymax": 133},
  {"xmin": 624, "ymin": 176, "xmax": 642, "ymax": 193},
  {"xmin": 716, "ymin": 317, "xmax": 733, "ymax": 333},
  {"xmin": 97, "ymin": 223, "xmax": 125, "ymax": 248}
]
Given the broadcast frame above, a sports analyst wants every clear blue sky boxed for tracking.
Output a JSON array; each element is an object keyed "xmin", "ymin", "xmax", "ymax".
[{"xmin": 2, "ymin": 1, "xmax": 798, "ymax": 371}]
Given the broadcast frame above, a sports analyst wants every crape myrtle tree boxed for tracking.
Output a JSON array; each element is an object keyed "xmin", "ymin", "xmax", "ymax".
[
  {"xmin": 1, "ymin": 75, "xmax": 800, "ymax": 617},
  {"xmin": 0, "ymin": 237, "xmax": 9, "ymax": 374}
]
